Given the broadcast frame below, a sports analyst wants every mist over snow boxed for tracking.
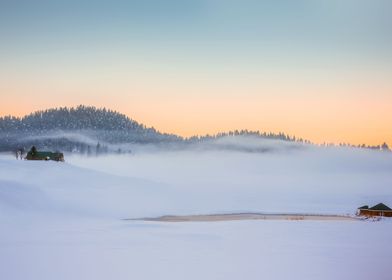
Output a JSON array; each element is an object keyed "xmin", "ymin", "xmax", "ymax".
[
  {"xmin": 1, "ymin": 137, "xmax": 392, "ymax": 280},
  {"xmin": 184, "ymin": 135, "xmax": 307, "ymax": 153},
  {"xmin": 23, "ymin": 131, "xmax": 108, "ymax": 147},
  {"xmin": 1, "ymin": 137, "xmax": 391, "ymax": 219}
]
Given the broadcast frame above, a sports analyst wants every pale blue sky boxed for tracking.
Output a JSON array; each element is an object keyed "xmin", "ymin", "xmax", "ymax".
[{"xmin": 1, "ymin": 0, "xmax": 391, "ymax": 54}]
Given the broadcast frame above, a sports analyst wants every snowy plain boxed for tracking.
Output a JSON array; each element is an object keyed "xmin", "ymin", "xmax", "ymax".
[{"xmin": 1, "ymin": 137, "xmax": 392, "ymax": 280}]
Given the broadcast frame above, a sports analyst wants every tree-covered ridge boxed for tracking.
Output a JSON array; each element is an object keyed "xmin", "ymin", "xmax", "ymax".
[
  {"xmin": 2, "ymin": 105, "xmax": 156, "ymax": 132},
  {"xmin": 0, "ymin": 105, "xmax": 389, "ymax": 153},
  {"xmin": 0, "ymin": 106, "xmax": 181, "ymax": 152},
  {"xmin": 187, "ymin": 130, "xmax": 310, "ymax": 143},
  {"xmin": 0, "ymin": 106, "xmax": 304, "ymax": 144}
]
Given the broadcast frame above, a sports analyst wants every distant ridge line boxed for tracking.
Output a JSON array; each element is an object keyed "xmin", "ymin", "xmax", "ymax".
[{"xmin": 0, "ymin": 105, "xmax": 390, "ymax": 152}]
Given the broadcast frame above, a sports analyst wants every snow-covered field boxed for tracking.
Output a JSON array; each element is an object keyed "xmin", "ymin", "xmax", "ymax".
[{"xmin": 1, "ymin": 138, "xmax": 392, "ymax": 279}]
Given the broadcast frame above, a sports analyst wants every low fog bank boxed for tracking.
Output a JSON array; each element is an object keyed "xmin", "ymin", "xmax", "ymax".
[
  {"xmin": 0, "ymin": 139, "xmax": 392, "ymax": 219},
  {"xmin": 7, "ymin": 130, "xmax": 390, "ymax": 159},
  {"xmin": 24, "ymin": 132, "xmax": 102, "ymax": 147},
  {"xmin": 129, "ymin": 135, "xmax": 308, "ymax": 154},
  {"xmin": 70, "ymin": 144, "xmax": 392, "ymax": 216},
  {"xmin": 136, "ymin": 134, "xmax": 316, "ymax": 155},
  {"xmin": 3, "ymin": 132, "xmax": 310, "ymax": 157},
  {"xmin": 1, "ymin": 136, "xmax": 390, "ymax": 221}
]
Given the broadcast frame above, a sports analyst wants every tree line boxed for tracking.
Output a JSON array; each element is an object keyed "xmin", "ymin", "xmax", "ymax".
[{"xmin": 0, "ymin": 105, "xmax": 389, "ymax": 153}]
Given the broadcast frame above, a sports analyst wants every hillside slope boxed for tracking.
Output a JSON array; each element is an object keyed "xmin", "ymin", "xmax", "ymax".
[{"xmin": 0, "ymin": 105, "xmax": 180, "ymax": 152}]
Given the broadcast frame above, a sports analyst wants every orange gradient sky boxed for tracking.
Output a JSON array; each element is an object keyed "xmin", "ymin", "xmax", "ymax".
[
  {"xmin": 1, "ymin": 65, "xmax": 391, "ymax": 146},
  {"xmin": 0, "ymin": 1, "xmax": 391, "ymax": 146}
]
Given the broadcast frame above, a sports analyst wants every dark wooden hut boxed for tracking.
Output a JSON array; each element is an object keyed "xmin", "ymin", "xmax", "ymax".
[
  {"xmin": 25, "ymin": 146, "xmax": 64, "ymax": 162},
  {"xmin": 357, "ymin": 203, "xmax": 392, "ymax": 217},
  {"xmin": 357, "ymin": 205, "xmax": 369, "ymax": 216}
]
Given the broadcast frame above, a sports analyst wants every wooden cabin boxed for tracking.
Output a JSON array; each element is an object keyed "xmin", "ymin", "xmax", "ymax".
[
  {"xmin": 25, "ymin": 146, "xmax": 64, "ymax": 162},
  {"xmin": 357, "ymin": 203, "xmax": 392, "ymax": 217}
]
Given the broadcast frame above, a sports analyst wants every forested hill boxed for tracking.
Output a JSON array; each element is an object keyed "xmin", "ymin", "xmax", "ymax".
[
  {"xmin": 1, "ymin": 105, "xmax": 163, "ymax": 132},
  {"xmin": 0, "ymin": 105, "xmax": 389, "ymax": 154},
  {"xmin": 0, "ymin": 106, "xmax": 180, "ymax": 152}
]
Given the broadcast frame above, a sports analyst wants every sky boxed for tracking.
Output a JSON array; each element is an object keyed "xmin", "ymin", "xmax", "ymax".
[{"xmin": 0, "ymin": 0, "xmax": 391, "ymax": 146}]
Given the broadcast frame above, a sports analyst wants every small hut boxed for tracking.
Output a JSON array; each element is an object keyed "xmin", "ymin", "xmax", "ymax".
[
  {"xmin": 25, "ymin": 146, "xmax": 64, "ymax": 162},
  {"xmin": 357, "ymin": 205, "xmax": 369, "ymax": 216},
  {"xmin": 357, "ymin": 203, "xmax": 392, "ymax": 217}
]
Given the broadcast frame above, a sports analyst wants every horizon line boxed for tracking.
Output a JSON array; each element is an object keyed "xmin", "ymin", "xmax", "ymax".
[{"xmin": 1, "ymin": 104, "xmax": 390, "ymax": 149}]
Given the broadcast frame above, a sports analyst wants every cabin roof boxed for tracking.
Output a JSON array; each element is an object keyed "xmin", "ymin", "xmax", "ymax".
[
  {"xmin": 28, "ymin": 151, "xmax": 63, "ymax": 156},
  {"xmin": 358, "ymin": 205, "xmax": 369, "ymax": 210},
  {"xmin": 369, "ymin": 203, "xmax": 392, "ymax": 211},
  {"xmin": 35, "ymin": 152, "xmax": 54, "ymax": 157}
]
